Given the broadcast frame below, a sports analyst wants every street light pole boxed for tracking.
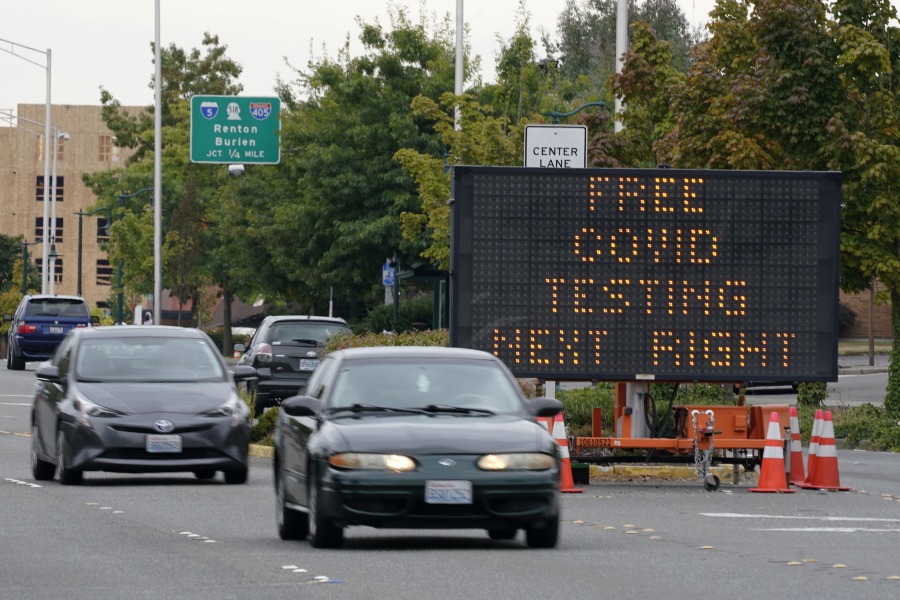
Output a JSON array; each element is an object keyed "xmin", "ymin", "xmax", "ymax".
[
  {"xmin": 0, "ymin": 38, "xmax": 52, "ymax": 293},
  {"xmin": 49, "ymin": 127, "xmax": 69, "ymax": 295},
  {"xmin": 153, "ymin": 0, "xmax": 163, "ymax": 326}
]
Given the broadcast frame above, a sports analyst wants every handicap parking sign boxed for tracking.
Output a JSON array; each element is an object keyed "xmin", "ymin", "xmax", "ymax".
[{"xmin": 383, "ymin": 262, "xmax": 395, "ymax": 285}]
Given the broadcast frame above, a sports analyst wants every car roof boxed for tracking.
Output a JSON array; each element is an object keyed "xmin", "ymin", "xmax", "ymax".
[
  {"xmin": 264, "ymin": 315, "xmax": 349, "ymax": 325},
  {"xmin": 73, "ymin": 325, "xmax": 207, "ymax": 340},
  {"xmin": 25, "ymin": 294, "xmax": 87, "ymax": 302},
  {"xmin": 331, "ymin": 346, "xmax": 498, "ymax": 362}
]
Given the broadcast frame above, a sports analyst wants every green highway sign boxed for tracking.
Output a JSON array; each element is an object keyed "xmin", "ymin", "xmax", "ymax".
[{"xmin": 190, "ymin": 95, "xmax": 280, "ymax": 164}]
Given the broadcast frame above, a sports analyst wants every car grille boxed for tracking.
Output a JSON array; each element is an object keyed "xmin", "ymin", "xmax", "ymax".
[
  {"xmin": 108, "ymin": 424, "xmax": 214, "ymax": 434},
  {"xmin": 99, "ymin": 448, "xmax": 225, "ymax": 461},
  {"xmin": 487, "ymin": 498, "xmax": 547, "ymax": 515}
]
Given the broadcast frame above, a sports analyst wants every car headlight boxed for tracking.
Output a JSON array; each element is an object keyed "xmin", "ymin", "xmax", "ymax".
[
  {"xmin": 477, "ymin": 453, "xmax": 555, "ymax": 471},
  {"xmin": 202, "ymin": 394, "xmax": 249, "ymax": 427},
  {"xmin": 327, "ymin": 453, "xmax": 417, "ymax": 472},
  {"xmin": 75, "ymin": 396, "xmax": 126, "ymax": 428}
]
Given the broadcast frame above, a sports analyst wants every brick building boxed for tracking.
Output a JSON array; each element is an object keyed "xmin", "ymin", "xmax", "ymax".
[{"xmin": 1, "ymin": 103, "xmax": 143, "ymax": 309}]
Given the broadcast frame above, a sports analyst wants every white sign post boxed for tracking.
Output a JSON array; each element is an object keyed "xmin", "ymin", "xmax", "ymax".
[{"xmin": 524, "ymin": 124, "xmax": 588, "ymax": 169}]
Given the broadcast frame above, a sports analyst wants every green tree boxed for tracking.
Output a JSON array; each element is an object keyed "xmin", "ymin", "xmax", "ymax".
[
  {"xmin": 84, "ymin": 33, "xmax": 244, "ymax": 326},
  {"xmin": 222, "ymin": 7, "xmax": 460, "ymax": 319},
  {"xmin": 0, "ymin": 234, "xmax": 39, "ymax": 294}
]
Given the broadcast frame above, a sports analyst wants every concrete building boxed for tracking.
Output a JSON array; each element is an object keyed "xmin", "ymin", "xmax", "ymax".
[{"xmin": 1, "ymin": 103, "xmax": 143, "ymax": 309}]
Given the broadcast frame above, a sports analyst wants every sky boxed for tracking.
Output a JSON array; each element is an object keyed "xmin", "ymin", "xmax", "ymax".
[{"xmin": 0, "ymin": 0, "xmax": 720, "ymax": 113}]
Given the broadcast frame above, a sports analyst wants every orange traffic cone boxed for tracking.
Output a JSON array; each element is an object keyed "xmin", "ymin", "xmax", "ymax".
[
  {"xmin": 749, "ymin": 411, "xmax": 795, "ymax": 493},
  {"xmin": 797, "ymin": 410, "xmax": 823, "ymax": 488},
  {"xmin": 788, "ymin": 407, "xmax": 805, "ymax": 485},
  {"xmin": 535, "ymin": 416, "xmax": 552, "ymax": 435},
  {"xmin": 551, "ymin": 412, "xmax": 585, "ymax": 493},
  {"xmin": 797, "ymin": 411, "xmax": 851, "ymax": 491},
  {"xmin": 233, "ymin": 350, "xmax": 241, "ymax": 359}
]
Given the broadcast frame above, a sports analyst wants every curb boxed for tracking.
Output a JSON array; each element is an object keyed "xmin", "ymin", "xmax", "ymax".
[
  {"xmin": 249, "ymin": 444, "xmax": 274, "ymax": 459},
  {"xmin": 585, "ymin": 463, "xmax": 759, "ymax": 482},
  {"xmin": 838, "ymin": 367, "xmax": 888, "ymax": 375}
]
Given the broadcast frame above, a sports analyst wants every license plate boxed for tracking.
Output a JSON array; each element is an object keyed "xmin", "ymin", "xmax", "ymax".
[
  {"xmin": 49, "ymin": 326, "xmax": 64, "ymax": 334},
  {"xmin": 425, "ymin": 480, "xmax": 472, "ymax": 504},
  {"xmin": 146, "ymin": 435, "xmax": 182, "ymax": 453},
  {"xmin": 299, "ymin": 359, "xmax": 319, "ymax": 371}
]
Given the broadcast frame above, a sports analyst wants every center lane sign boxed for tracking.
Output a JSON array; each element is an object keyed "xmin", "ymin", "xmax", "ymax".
[
  {"xmin": 190, "ymin": 95, "xmax": 281, "ymax": 164},
  {"xmin": 524, "ymin": 124, "xmax": 587, "ymax": 169}
]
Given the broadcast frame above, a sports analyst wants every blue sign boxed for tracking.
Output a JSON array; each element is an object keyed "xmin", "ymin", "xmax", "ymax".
[
  {"xmin": 249, "ymin": 102, "xmax": 272, "ymax": 120},
  {"xmin": 382, "ymin": 262, "xmax": 395, "ymax": 285},
  {"xmin": 200, "ymin": 101, "xmax": 219, "ymax": 119}
]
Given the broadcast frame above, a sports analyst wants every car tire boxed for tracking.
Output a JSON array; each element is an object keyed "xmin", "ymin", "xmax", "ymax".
[
  {"xmin": 487, "ymin": 528, "xmax": 518, "ymax": 540},
  {"xmin": 56, "ymin": 430, "xmax": 83, "ymax": 485},
  {"xmin": 276, "ymin": 470, "xmax": 308, "ymax": 540},
  {"xmin": 224, "ymin": 465, "xmax": 248, "ymax": 484},
  {"xmin": 9, "ymin": 347, "xmax": 25, "ymax": 371},
  {"xmin": 194, "ymin": 469, "xmax": 216, "ymax": 480},
  {"xmin": 525, "ymin": 512, "xmax": 559, "ymax": 548},
  {"xmin": 308, "ymin": 480, "xmax": 343, "ymax": 548},
  {"xmin": 31, "ymin": 426, "xmax": 55, "ymax": 480}
]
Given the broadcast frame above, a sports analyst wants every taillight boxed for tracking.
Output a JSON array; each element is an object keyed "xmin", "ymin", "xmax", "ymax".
[
  {"xmin": 256, "ymin": 343, "xmax": 273, "ymax": 364},
  {"xmin": 18, "ymin": 324, "xmax": 38, "ymax": 334}
]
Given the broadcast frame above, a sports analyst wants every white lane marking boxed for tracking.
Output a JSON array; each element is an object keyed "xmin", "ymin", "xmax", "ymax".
[
  {"xmin": 0, "ymin": 402, "xmax": 31, "ymax": 405},
  {"xmin": 701, "ymin": 513, "xmax": 900, "ymax": 523},
  {"xmin": 753, "ymin": 528, "xmax": 900, "ymax": 533}
]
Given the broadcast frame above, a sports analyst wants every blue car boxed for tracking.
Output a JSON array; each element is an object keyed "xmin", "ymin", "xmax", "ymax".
[{"xmin": 5, "ymin": 295, "xmax": 98, "ymax": 370}]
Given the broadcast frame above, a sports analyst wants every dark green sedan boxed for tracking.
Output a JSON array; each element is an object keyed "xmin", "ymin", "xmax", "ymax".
[{"xmin": 273, "ymin": 346, "xmax": 564, "ymax": 548}]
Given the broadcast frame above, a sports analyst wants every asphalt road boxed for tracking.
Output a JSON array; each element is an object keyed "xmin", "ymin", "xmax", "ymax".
[{"xmin": 2, "ymin": 365, "xmax": 900, "ymax": 600}]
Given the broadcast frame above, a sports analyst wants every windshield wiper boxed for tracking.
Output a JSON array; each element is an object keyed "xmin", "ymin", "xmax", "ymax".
[
  {"xmin": 329, "ymin": 403, "xmax": 428, "ymax": 415},
  {"xmin": 421, "ymin": 404, "xmax": 496, "ymax": 415}
]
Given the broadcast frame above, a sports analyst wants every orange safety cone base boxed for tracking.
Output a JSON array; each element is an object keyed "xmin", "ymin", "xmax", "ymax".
[
  {"xmin": 795, "ymin": 482, "xmax": 851, "ymax": 491},
  {"xmin": 748, "ymin": 486, "xmax": 796, "ymax": 493}
]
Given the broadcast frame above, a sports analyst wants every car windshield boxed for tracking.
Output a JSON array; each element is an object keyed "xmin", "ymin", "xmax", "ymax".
[
  {"xmin": 269, "ymin": 322, "xmax": 350, "ymax": 346},
  {"xmin": 26, "ymin": 299, "xmax": 88, "ymax": 318},
  {"xmin": 328, "ymin": 359, "xmax": 524, "ymax": 414},
  {"xmin": 75, "ymin": 336, "xmax": 225, "ymax": 383}
]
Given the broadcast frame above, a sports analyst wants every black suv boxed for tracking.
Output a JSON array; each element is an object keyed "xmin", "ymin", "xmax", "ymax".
[
  {"xmin": 236, "ymin": 315, "xmax": 351, "ymax": 413},
  {"xmin": 5, "ymin": 295, "xmax": 98, "ymax": 370}
]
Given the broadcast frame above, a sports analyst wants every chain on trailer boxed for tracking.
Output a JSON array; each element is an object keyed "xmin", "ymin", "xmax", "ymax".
[{"xmin": 692, "ymin": 409, "xmax": 721, "ymax": 491}]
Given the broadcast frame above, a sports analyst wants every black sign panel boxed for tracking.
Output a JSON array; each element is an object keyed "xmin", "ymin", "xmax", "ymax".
[{"xmin": 450, "ymin": 166, "xmax": 842, "ymax": 382}]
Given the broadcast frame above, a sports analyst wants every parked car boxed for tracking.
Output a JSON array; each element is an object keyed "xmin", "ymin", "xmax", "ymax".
[
  {"xmin": 30, "ymin": 325, "xmax": 257, "ymax": 485},
  {"xmin": 5, "ymin": 294, "xmax": 99, "ymax": 370},
  {"xmin": 236, "ymin": 315, "xmax": 351, "ymax": 413},
  {"xmin": 273, "ymin": 346, "xmax": 564, "ymax": 548}
]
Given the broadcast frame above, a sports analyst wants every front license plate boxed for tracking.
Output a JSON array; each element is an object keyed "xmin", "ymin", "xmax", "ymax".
[
  {"xmin": 425, "ymin": 480, "xmax": 472, "ymax": 504},
  {"xmin": 49, "ymin": 326, "xmax": 64, "ymax": 334},
  {"xmin": 146, "ymin": 435, "xmax": 182, "ymax": 453},
  {"xmin": 299, "ymin": 359, "xmax": 319, "ymax": 371}
]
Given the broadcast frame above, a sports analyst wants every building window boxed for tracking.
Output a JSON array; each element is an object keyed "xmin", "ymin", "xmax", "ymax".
[
  {"xmin": 100, "ymin": 135, "xmax": 111, "ymax": 161},
  {"xmin": 96, "ymin": 217, "xmax": 109, "ymax": 243},
  {"xmin": 35, "ymin": 176, "xmax": 64, "ymax": 202},
  {"xmin": 35, "ymin": 218, "xmax": 64, "ymax": 244},
  {"xmin": 56, "ymin": 137, "xmax": 66, "ymax": 161},
  {"xmin": 96, "ymin": 259, "xmax": 113, "ymax": 286},
  {"xmin": 35, "ymin": 258, "xmax": 63, "ymax": 284}
]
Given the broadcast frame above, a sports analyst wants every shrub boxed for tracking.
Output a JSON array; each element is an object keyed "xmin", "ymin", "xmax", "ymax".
[
  {"xmin": 557, "ymin": 384, "xmax": 616, "ymax": 438},
  {"xmin": 838, "ymin": 301, "xmax": 857, "ymax": 329},
  {"xmin": 797, "ymin": 382, "xmax": 827, "ymax": 407},
  {"xmin": 323, "ymin": 328, "xmax": 449, "ymax": 355},
  {"xmin": 362, "ymin": 293, "xmax": 438, "ymax": 333},
  {"xmin": 251, "ymin": 407, "xmax": 280, "ymax": 446}
]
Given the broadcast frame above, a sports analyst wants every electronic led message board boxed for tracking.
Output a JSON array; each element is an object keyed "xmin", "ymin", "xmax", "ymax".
[{"xmin": 449, "ymin": 166, "xmax": 842, "ymax": 382}]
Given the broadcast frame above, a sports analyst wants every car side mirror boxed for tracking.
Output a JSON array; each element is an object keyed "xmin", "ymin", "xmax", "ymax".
[
  {"xmin": 281, "ymin": 395, "xmax": 322, "ymax": 417},
  {"xmin": 35, "ymin": 364, "xmax": 63, "ymax": 383},
  {"xmin": 529, "ymin": 397, "xmax": 564, "ymax": 418},
  {"xmin": 233, "ymin": 343, "xmax": 246, "ymax": 353},
  {"xmin": 91, "ymin": 315, "xmax": 100, "ymax": 325},
  {"xmin": 232, "ymin": 365, "xmax": 257, "ymax": 382},
  {"xmin": 2, "ymin": 313, "xmax": 11, "ymax": 322}
]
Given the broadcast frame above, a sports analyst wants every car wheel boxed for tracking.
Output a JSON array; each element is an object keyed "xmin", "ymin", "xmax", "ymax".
[
  {"xmin": 194, "ymin": 469, "xmax": 216, "ymax": 480},
  {"xmin": 224, "ymin": 465, "xmax": 248, "ymax": 484},
  {"xmin": 9, "ymin": 347, "xmax": 25, "ymax": 371},
  {"xmin": 31, "ymin": 426, "xmax": 55, "ymax": 480},
  {"xmin": 276, "ymin": 469, "xmax": 308, "ymax": 540},
  {"xmin": 56, "ymin": 430, "xmax": 83, "ymax": 485},
  {"xmin": 308, "ymin": 480, "xmax": 343, "ymax": 548},
  {"xmin": 487, "ymin": 528, "xmax": 518, "ymax": 540},
  {"xmin": 525, "ymin": 512, "xmax": 559, "ymax": 548}
]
